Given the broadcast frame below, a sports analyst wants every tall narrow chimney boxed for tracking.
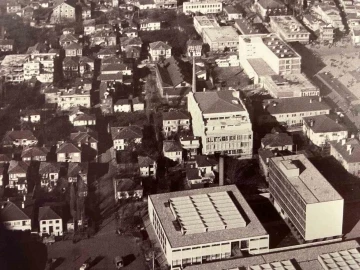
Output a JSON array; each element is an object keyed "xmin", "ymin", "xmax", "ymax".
[
  {"xmin": 219, "ymin": 156, "xmax": 224, "ymax": 186},
  {"xmin": 192, "ymin": 53, "xmax": 196, "ymax": 93}
]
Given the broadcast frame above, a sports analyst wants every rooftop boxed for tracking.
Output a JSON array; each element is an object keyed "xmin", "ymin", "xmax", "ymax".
[
  {"xmin": 163, "ymin": 111, "xmax": 190, "ymax": 121},
  {"xmin": 203, "ymin": 26, "xmax": 239, "ymax": 42},
  {"xmin": 149, "ymin": 185, "xmax": 268, "ymax": 248},
  {"xmin": 261, "ymin": 132, "xmax": 293, "ymax": 148},
  {"xmin": 156, "ymin": 57, "xmax": 191, "ymax": 88},
  {"xmin": 8, "ymin": 160, "xmax": 29, "ymax": 174},
  {"xmin": 330, "ymin": 138, "xmax": 360, "ymax": 163},
  {"xmin": 38, "ymin": 206, "xmax": 61, "ymax": 221},
  {"xmin": 0, "ymin": 201, "xmax": 30, "ymax": 222},
  {"xmin": 270, "ymin": 16, "xmax": 309, "ymax": 35},
  {"xmin": 39, "ymin": 162, "xmax": 61, "ymax": 175},
  {"xmin": 303, "ymin": 114, "xmax": 347, "ymax": 133},
  {"xmin": 110, "ymin": 126, "xmax": 142, "ymax": 140},
  {"xmin": 234, "ymin": 18, "xmax": 269, "ymax": 35},
  {"xmin": 194, "ymin": 15, "xmax": 219, "ymax": 28},
  {"xmin": 271, "ymin": 154, "xmax": 343, "ymax": 203},
  {"xmin": 257, "ymin": 0, "xmax": 285, "ymax": 9},
  {"xmin": 163, "ymin": 140, "xmax": 182, "ymax": 152},
  {"xmin": 248, "ymin": 58, "xmax": 277, "ymax": 77}
]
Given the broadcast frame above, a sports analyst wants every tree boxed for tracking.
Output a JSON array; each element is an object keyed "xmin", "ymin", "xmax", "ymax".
[{"xmin": 69, "ymin": 184, "xmax": 77, "ymax": 221}]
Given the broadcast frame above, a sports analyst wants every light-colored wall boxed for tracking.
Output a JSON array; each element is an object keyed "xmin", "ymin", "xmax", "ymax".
[
  {"xmin": 57, "ymin": 152, "xmax": 81, "ymax": 163},
  {"xmin": 303, "ymin": 125, "xmax": 348, "ymax": 146},
  {"xmin": 3, "ymin": 219, "xmax": 31, "ymax": 231},
  {"xmin": 40, "ymin": 219, "xmax": 63, "ymax": 236}
]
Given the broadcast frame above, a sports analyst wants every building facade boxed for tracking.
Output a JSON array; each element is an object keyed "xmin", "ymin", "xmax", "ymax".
[
  {"xmin": 330, "ymin": 138, "xmax": 360, "ymax": 177},
  {"xmin": 183, "ymin": 1, "xmax": 222, "ymax": 15}
]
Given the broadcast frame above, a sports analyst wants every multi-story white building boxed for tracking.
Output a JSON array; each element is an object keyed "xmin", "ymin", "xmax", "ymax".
[
  {"xmin": 162, "ymin": 111, "xmax": 191, "ymax": 137},
  {"xmin": 140, "ymin": 19, "xmax": 161, "ymax": 31},
  {"xmin": 188, "ymin": 90, "xmax": 253, "ymax": 158},
  {"xmin": 194, "ymin": 15, "xmax": 220, "ymax": 38},
  {"xmin": 110, "ymin": 126, "xmax": 143, "ymax": 151},
  {"xmin": 138, "ymin": 156, "xmax": 157, "ymax": 178},
  {"xmin": 268, "ymin": 154, "xmax": 344, "ymax": 242},
  {"xmin": 0, "ymin": 201, "xmax": 31, "ymax": 231},
  {"xmin": 39, "ymin": 206, "xmax": 63, "ymax": 236},
  {"xmin": 269, "ymin": 16, "xmax": 310, "ymax": 44},
  {"xmin": 148, "ymin": 185, "xmax": 269, "ymax": 269},
  {"xmin": 239, "ymin": 33, "xmax": 302, "ymax": 84},
  {"xmin": 330, "ymin": 138, "xmax": 360, "ymax": 177},
  {"xmin": 183, "ymin": 1, "xmax": 222, "ymax": 15},
  {"xmin": 149, "ymin": 41, "xmax": 172, "ymax": 61},
  {"xmin": 258, "ymin": 96, "xmax": 331, "ymax": 128},
  {"xmin": 311, "ymin": 4, "xmax": 344, "ymax": 31},
  {"xmin": 163, "ymin": 140, "xmax": 183, "ymax": 162},
  {"xmin": 303, "ymin": 115, "xmax": 348, "ymax": 146},
  {"xmin": 57, "ymin": 87, "xmax": 91, "ymax": 110},
  {"xmin": 202, "ymin": 26, "xmax": 239, "ymax": 51},
  {"xmin": 51, "ymin": 1, "xmax": 76, "ymax": 23}
]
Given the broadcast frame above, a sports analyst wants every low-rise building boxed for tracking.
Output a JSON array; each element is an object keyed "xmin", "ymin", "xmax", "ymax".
[
  {"xmin": 56, "ymin": 87, "xmax": 91, "ymax": 111},
  {"xmin": 183, "ymin": 1, "xmax": 222, "ymax": 15},
  {"xmin": 2, "ymin": 130, "xmax": 38, "ymax": 147},
  {"xmin": 68, "ymin": 162, "xmax": 88, "ymax": 184},
  {"xmin": 234, "ymin": 18, "xmax": 269, "ymax": 35},
  {"xmin": 0, "ymin": 201, "xmax": 31, "ymax": 231},
  {"xmin": 149, "ymin": 41, "xmax": 172, "ymax": 61},
  {"xmin": 56, "ymin": 142, "xmax": 82, "ymax": 163},
  {"xmin": 38, "ymin": 206, "xmax": 63, "ymax": 236},
  {"xmin": 0, "ymin": 39, "xmax": 14, "ymax": 52},
  {"xmin": 303, "ymin": 115, "xmax": 348, "ymax": 146},
  {"xmin": 180, "ymin": 134, "xmax": 201, "ymax": 157},
  {"xmin": 69, "ymin": 107, "xmax": 96, "ymax": 127},
  {"xmin": 138, "ymin": 156, "xmax": 157, "ymax": 178},
  {"xmin": 330, "ymin": 138, "xmax": 360, "ymax": 177},
  {"xmin": 269, "ymin": 16, "xmax": 310, "ymax": 44},
  {"xmin": 21, "ymin": 146, "xmax": 49, "ymax": 162},
  {"xmin": 269, "ymin": 154, "xmax": 344, "ymax": 241},
  {"xmin": 163, "ymin": 140, "xmax": 183, "ymax": 162},
  {"xmin": 148, "ymin": 185, "xmax": 269, "ymax": 268},
  {"xmin": 162, "ymin": 111, "xmax": 191, "ymax": 138},
  {"xmin": 186, "ymin": 39, "xmax": 203, "ymax": 57},
  {"xmin": 185, "ymin": 155, "xmax": 218, "ymax": 187},
  {"xmin": 114, "ymin": 177, "xmax": 143, "ymax": 201},
  {"xmin": 311, "ymin": 4, "xmax": 344, "ymax": 31},
  {"xmin": 110, "ymin": 126, "xmax": 143, "ymax": 151},
  {"xmin": 84, "ymin": 19, "xmax": 96, "ymax": 35},
  {"xmin": 261, "ymin": 132, "xmax": 293, "ymax": 151},
  {"xmin": 194, "ymin": 15, "xmax": 220, "ymax": 37},
  {"xmin": 8, "ymin": 160, "xmax": 29, "ymax": 193},
  {"xmin": 65, "ymin": 42, "xmax": 83, "ymax": 57},
  {"xmin": 134, "ymin": 0, "xmax": 156, "ymax": 9},
  {"xmin": 140, "ymin": 19, "xmax": 161, "ymax": 31},
  {"xmin": 154, "ymin": 0, "xmax": 177, "ymax": 9},
  {"xmin": 51, "ymin": 1, "xmax": 76, "ymax": 23},
  {"xmin": 254, "ymin": 0, "xmax": 288, "ymax": 19},
  {"xmin": 20, "ymin": 109, "xmax": 41, "ymax": 123},
  {"xmin": 224, "ymin": 5, "xmax": 242, "ymax": 20},
  {"xmin": 39, "ymin": 162, "xmax": 61, "ymax": 190},
  {"xmin": 203, "ymin": 26, "xmax": 239, "ymax": 51},
  {"xmin": 114, "ymin": 99, "xmax": 132, "ymax": 112}
]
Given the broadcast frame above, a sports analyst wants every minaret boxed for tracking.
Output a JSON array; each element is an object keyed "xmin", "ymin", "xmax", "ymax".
[{"xmin": 192, "ymin": 52, "xmax": 196, "ymax": 93}]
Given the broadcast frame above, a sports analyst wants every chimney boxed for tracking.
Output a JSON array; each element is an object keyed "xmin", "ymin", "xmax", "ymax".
[
  {"xmin": 310, "ymin": 119, "xmax": 314, "ymax": 127},
  {"xmin": 319, "ymin": 96, "xmax": 322, "ymax": 102},
  {"xmin": 310, "ymin": 99, "xmax": 313, "ymax": 103},
  {"xmin": 23, "ymin": 195, "xmax": 26, "ymax": 201},
  {"xmin": 349, "ymin": 146, "xmax": 354, "ymax": 155},
  {"xmin": 219, "ymin": 156, "xmax": 224, "ymax": 186},
  {"xmin": 21, "ymin": 201, "xmax": 25, "ymax": 209},
  {"xmin": 342, "ymin": 139, "xmax": 346, "ymax": 145}
]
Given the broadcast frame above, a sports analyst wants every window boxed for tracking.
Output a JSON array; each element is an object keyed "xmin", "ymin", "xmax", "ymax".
[
  {"xmin": 56, "ymin": 227, "xmax": 60, "ymax": 230},
  {"xmin": 56, "ymin": 220, "xmax": 60, "ymax": 224},
  {"xmin": 42, "ymin": 221, "xmax": 46, "ymax": 224}
]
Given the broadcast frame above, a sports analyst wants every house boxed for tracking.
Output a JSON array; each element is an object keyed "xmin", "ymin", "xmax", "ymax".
[
  {"xmin": 303, "ymin": 115, "xmax": 348, "ymax": 146},
  {"xmin": 101, "ymin": 62, "xmax": 133, "ymax": 76},
  {"xmin": 21, "ymin": 146, "xmax": 49, "ymax": 162},
  {"xmin": 186, "ymin": 39, "xmax": 202, "ymax": 57},
  {"xmin": 149, "ymin": 41, "xmax": 172, "ymax": 61},
  {"xmin": 79, "ymin": 56, "xmax": 95, "ymax": 77},
  {"xmin": 70, "ymin": 130, "xmax": 98, "ymax": 152},
  {"xmin": 39, "ymin": 162, "xmax": 61, "ymax": 189},
  {"xmin": 120, "ymin": 37, "xmax": 143, "ymax": 51},
  {"xmin": 83, "ymin": 19, "xmax": 96, "ymax": 35},
  {"xmin": 122, "ymin": 46, "xmax": 141, "ymax": 60},
  {"xmin": 114, "ymin": 99, "xmax": 131, "ymax": 112},
  {"xmin": 114, "ymin": 177, "xmax": 143, "ymax": 201},
  {"xmin": 140, "ymin": 19, "xmax": 161, "ymax": 31},
  {"xmin": 162, "ymin": 111, "xmax": 191, "ymax": 138},
  {"xmin": 63, "ymin": 28, "xmax": 75, "ymax": 35},
  {"xmin": 261, "ymin": 132, "xmax": 293, "ymax": 151},
  {"xmin": 8, "ymin": 160, "xmax": 29, "ymax": 192},
  {"xmin": 180, "ymin": 134, "xmax": 201, "ymax": 157},
  {"xmin": 0, "ymin": 164, "xmax": 6, "ymax": 187},
  {"xmin": 224, "ymin": 6, "xmax": 242, "ymax": 21},
  {"xmin": 0, "ymin": 201, "xmax": 31, "ymax": 231},
  {"xmin": 65, "ymin": 42, "xmax": 83, "ymax": 57},
  {"xmin": 81, "ymin": 4, "xmax": 91, "ymax": 20},
  {"xmin": 90, "ymin": 30, "xmax": 117, "ymax": 47},
  {"xmin": 138, "ymin": 156, "xmax": 157, "ymax": 178},
  {"xmin": 185, "ymin": 155, "xmax": 217, "ymax": 188},
  {"xmin": 62, "ymin": 57, "xmax": 80, "ymax": 79},
  {"xmin": 52, "ymin": 86, "xmax": 91, "ymax": 110},
  {"xmin": 134, "ymin": 0, "xmax": 156, "ymax": 9},
  {"xmin": 132, "ymin": 97, "xmax": 145, "ymax": 111},
  {"xmin": 330, "ymin": 138, "xmax": 360, "ymax": 177},
  {"xmin": 122, "ymin": 28, "xmax": 138, "ymax": 37},
  {"xmin": 68, "ymin": 162, "xmax": 88, "ymax": 184},
  {"xmin": 68, "ymin": 107, "xmax": 96, "ymax": 126},
  {"xmin": 163, "ymin": 140, "xmax": 182, "ymax": 162},
  {"xmin": 20, "ymin": 109, "xmax": 41, "ymax": 123},
  {"xmin": 97, "ymin": 47, "xmax": 117, "ymax": 59},
  {"xmin": 111, "ymin": 126, "xmax": 143, "ymax": 151},
  {"xmin": 59, "ymin": 34, "xmax": 78, "ymax": 48},
  {"xmin": 56, "ymin": 142, "xmax": 82, "ymax": 162},
  {"xmin": 0, "ymin": 154, "xmax": 11, "ymax": 164},
  {"xmin": 2, "ymin": 130, "xmax": 38, "ymax": 147},
  {"xmin": 38, "ymin": 206, "xmax": 63, "ymax": 236},
  {"xmin": 0, "ymin": 39, "xmax": 14, "ymax": 52},
  {"xmin": 51, "ymin": 1, "xmax": 76, "ymax": 23}
]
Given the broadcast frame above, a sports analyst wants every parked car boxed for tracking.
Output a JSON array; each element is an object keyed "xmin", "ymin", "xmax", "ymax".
[
  {"xmin": 43, "ymin": 235, "xmax": 55, "ymax": 245},
  {"xmin": 114, "ymin": 256, "xmax": 124, "ymax": 269}
]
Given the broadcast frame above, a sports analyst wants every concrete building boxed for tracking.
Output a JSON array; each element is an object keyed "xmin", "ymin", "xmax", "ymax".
[
  {"xmin": 202, "ymin": 26, "xmax": 239, "ymax": 51},
  {"xmin": 254, "ymin": 0, "xmax": 288, "ymax": 19},
  {"xmin": 56, "ymin": 87, "xmax": 91, "ymax": 111},
  {"xmin": 330, "ymin": 138, "xmax": 360, "ymax": 177},
  {"xmin": 148, "ymin": 185, "xmax": 269, "ymax": 269},
  {"xmin": 234, "ymin": 18, "xmax": 269, "ymax": 35},
  {"xmin": 269, "ymin": 16, "xmax": 310, "ymax": 44},
  {"xmin": 154, "ymin": 0, "xmax": 177, "ymax": 8},
  {"xmin": 224, "ymin": 6, "xmax": 242, "ymax": 21},
  {"xmin": 162, "ymin": 111, "xmax": 191, "ymax": 138},
  {"xmin": 311, "ymin": 4, "xmax": 344, "ymax": 31},
  {"xmin": 194, "ymin": 15, "xmax": 220, "ymax": 38},
  {"xmin": 0, "ymin": 201, "xmax": 31, "ymax": 231},
  {"xmin": 261, "ymin": 132, "xmax": 293, "ymax": 151},
  {"xmin": 303, "ymin": 115, "xmax": 348, "ymax": 146},
  {"xmin": 183, "ymin": 1, "xmax": 222, "ymax": 15},
  {"xmin": 239, "ymin": 33, "xmax": 301, "ymax": 84},
  {"xmin": 188, "ymin": 90, "xmax": 253, "ymax": 158},
  {"xmin": 258, "ymin": 96, "xmax": 331, "ymax": 128},
  {"xmin": 39, "ymin": 206, "xmax": 63, "ymax": 236},
  {"xmin": 269, "ymin": 154, "xmax": 344, "ymax": 241}
]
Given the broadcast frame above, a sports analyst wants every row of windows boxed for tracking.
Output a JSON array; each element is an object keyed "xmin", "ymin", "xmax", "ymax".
[{"xmin": 206, "ymin": 134, "xmax": 252, "ymax": 142}]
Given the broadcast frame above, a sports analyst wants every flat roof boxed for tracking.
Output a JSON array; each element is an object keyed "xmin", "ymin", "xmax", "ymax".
[
  {"xmin": 249, "ymin": 260, "xmax": 296, "ymax": 270},
  {"xmin": 203, "ymin": 26, "xmax": 239, "ymax": 42},
  {"xmin": 248, "ymin": 58, "xmax": 277, "ymax": 76},
  {"xmin": 185, "ymin": 240, "xmax": 360, "ymax": 270},
  {"xmin": 149, "ymin": 185, "xmax": 268, "ymax": 248},
  {"xmin": 194, "ymin": 15, "xmax": 219, "ymax": 27},
  {"xmin": 271, "ymin": 154, "xmax": 343, "ymax": 203},
  {"xmin": 270, "ymin": 16, "xmax": 309, "ymax": 35},
  {"xmin": 318, "ymin": 248, "xmax": 360, "ymax": 269}
]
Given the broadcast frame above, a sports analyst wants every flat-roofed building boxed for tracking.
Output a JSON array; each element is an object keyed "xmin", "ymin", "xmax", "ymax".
[
  {"xmin": 330, "ymin": 138, "xmax": 360, "ymax": 177},
  {"xmin": 234, "ymin": 18, "xmax": 269, "ymax": 35},
  {"xmin": 188, "ymin": 90, "xmax": 253, "ymax": 158},
  {"xmin": 269, "ymin": 154, "xmax": 344, "ymax": 242},
  {"xmin": 194, "ymin": 15, "xmax": 220, "ymax": 38},
  {"xmin": 269, "ymin": 16, "xmax": 310, "ymax": 44},
  {"xmin": 254, "ymin": 0, "xmax": 288, "ymax": 20},
  {"xmin": 203, "ymin": 26, "xmax": 239, "ymax": 51},
  {"xmin": 184, "ymin": 240, "xmax": 360, "ymax": 270},
  {"xmin": 183, "ymin": 1, "xmax": 222, "ymax": 15},
  {"xmin": 148, "ymin": 185, "xmax": 269, "ymax": 269},
  {"xmin": 258, "ymin": 96, "xmax": 331, "ymax": 128},
  {"xmin": 239, "ymin": 33, "xmax": 301, "ymax": 84}
]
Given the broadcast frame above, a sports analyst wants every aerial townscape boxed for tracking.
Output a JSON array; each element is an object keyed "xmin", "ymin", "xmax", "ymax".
[{"xmin": 2, "ymin": 0, "xmax": 360, "ymax": 269}]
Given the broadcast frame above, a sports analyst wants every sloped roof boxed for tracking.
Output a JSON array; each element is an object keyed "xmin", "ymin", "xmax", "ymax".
[
  {"xmin": 0, "ymin": 154, "xmax": 11, "ymax": 163},
  {"xmin": 56, "ymin": 142, "xmax": 81, "ymax": 154},
  {"xmin": 138, "ymin": 156, "xmax": 155, "ymax": 167},
  {"xmin": 101, "ymin": 63, "xmax": 128, "ymax": 72},
  {"xmin": 39, "ymin": 162, "xmax": 61, "ymax": 175},
  {"xmin": 303, "ymin": 115, "xmax": 347, "ymax": 133},
  {"xmin": 3, "ymin": 130, "xmax": 37, "ymax": 143},
  {"xmin": 116, "ymin": 178, "xmax": 142, "ymax": 192},
  {"xmin": 257, "ymin": 0, "xmax": 284, "ymax": 9},
  {"xmin": 101, "ymin": 55, "xmax": 122, "ymax": 65},
  {"xmin": 193, "ymin": 91, "xmax": 245, "ymax": 114},
  {"xmin": 330, "ymin": 138, "xmax": 360, "ymax": 163},
  {"xmin": 186, "ymin": 39, "xmax": 202, "ymax": 47},
  {"xmin": 156, "ymin": 57, "xmax": 190, "ymax": 88},
  {"xmin": 120, "ymin": 37, "xmax": 142, "ymax": 47},
  {"xmin": 114, "ymin": 99, "xmax": 130, "ymax": 106},
  {"xmin": 261, "ymin": 133, "xmax": 293, "ymax": 148},
  {"xmin": 66, "ymin": 42, "xmax": 83, "ymax": 50},
  {"xmin": 111, "ymin": 126, "xmax": 142, "ymax": 140},
  {"xmin": 98, "ymin": 72, "xmax": 123, "ymax": 81},
  {"xmin": 8, "ymin": 160, "xmax": 29, "ymax": 174},
  {"xmin": 163, "ymin": 111, "xmax": 190, "ymax": 121},
  {"xmin": 59, "ymin": 34, "xmax": 77, "ymax": 43},
  {"xmin": 21, "ymin": 146, "xmax": 49, "ymax": 158},
  {"xmin": 38, "ymin": 206, "xmax": 61, "ymax": 221},
  {"xmin": 163, "ymin": 140, "xmax": 182, "ymax": 152},
  {"xmin": 68, "ymin": 162, "xmax": 89, "ymax": 177},
  {"xmin": 186, "ymin": 168, "xmax": 202, "ymax": 180},
  {"xmin": 0, "ymin": 201, "xmax": 30, "ymax": 222},
  {"xmin": 194, "ymin": 155, "xmax": 217, "ymax": 168},
  {"xmin": 73, "ymin": 113, "xmax": 96, "ymax": 122},
  {"xmin": 70, "ymin": 131, "xmax": 98, "ymax": 144},
  {"xmin": 149, "ymin": 41, "xmax": 171, "ymax": 50}
]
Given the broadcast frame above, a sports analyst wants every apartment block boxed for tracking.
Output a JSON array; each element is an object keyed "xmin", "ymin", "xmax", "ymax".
[
  {"xmin": 269, "ymin": 154, "xmax": 344, "ymax": 241},
  {"xmin": 202, "ymin": 26, "xmax": 239, "ymax": 51},
  {"xmin": 188, "ymin": 90, "xmax": 253, "ymax": 158},
  {"xmin": 183, "ymin": 1, "xmax": 222, "ymax": 15},
  {"xmin": 269, "ymin": 16, "xmax": 310, "ymax": 44},
  {"xmin": 148, "ymin": 185, "xmax": 269, "ymax": 269}
]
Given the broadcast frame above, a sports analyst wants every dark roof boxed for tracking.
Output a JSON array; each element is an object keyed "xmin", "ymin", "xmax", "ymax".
[
  {"xmin": 21, "ymin": 146, "xmax": 49, "ymax": 158},
  {"xmin": 59, "ymin": 34, "xmax": 78, "ymax": 43},
  {"xmin": 101, "ymin": 55, "xmax": 122, "ymax": 65},
  {"xmin": 149, "ymin": 41, "xmax": 171, "ymax": 50},
  {"xmin": 120, "ymin": 37, "xmax": 142, "ymax": 47},
  {"xmin": 115, "ymin": 178, "xmax": 142, "ymax": 192},
  {"xmin": 68, "ymin": 162, "xmax": 89, "ymax": 177},
  {"xmin": 8, "ymin": 160, "xmax": 29, "ymax": 174},
  {"xmin": 0, "ymin": 202, "xmax": 30, "ymax": 222},
  {"xmin": 101, "ymin": 63, "xmax": 128, "ymax": 72},
  {"xmin": 138, "ymin": 0, "xmax": 155, "ymax": 5},
  {"xmin": 162, "ymin": 111, "xmax": 190, "ymax": 121},
  {"xmin": 234, "ymin": 18, "xmax": 269, "ymax": 35},
  {"xmin": 186, "ymin": 168, "xmax": 202, "ymax": 180},
  {"xmin": 56, "ymin": 142, "xmax": 81, "ymax": 154},
  {"xmin": 156, "ymin": 57, "xmax": 190, "ymax": 88},
  {"xmin": 193, "ymin": 91, "xmax": 245, "ymax": 114},
  {"xmin": 73, "ymin": 113, "xmax": 96, "ymax": 122},
  {"xmin": 98, "ymin": 72, "xmax": 123, "ymax": 81},
  {"xmin": 138, "ymin": 156, "xmax": 155, "ymax": 167},
  {"xmin": 3, "ymin": 130, "xmax": 37, "ymax": 143},
  {"xmin": 261, "ymin": 133, "xmax": 293, "ymax": 148},
  {"xmin": 70, "ymin": 131, "xmax": 98, "ymax": 144},
  {"xmin": 39, "ymin": 162, "xmax": 61, "ymax": 175},
  {"xmin": 66, "ymin": 42, "xmax": 83, "ymax": 50},
  {"xmin": 0, "ymin": 154, "xmax": 11, "ymax": 163},
  {"xmin": 163, "ymin": 140, "xmax": 182, "ymax": 152},
  {"xmin": 330, "ymin": 138, "xmax": 360, "ymax": 163},
  {"xmin": 38, "ymin": 206, "xmax": 61, "ymax": 221},
  {"xmin": 303, "ymin": 115, "xmax": 347, "ymax": 133},
  {"xmin": 194, "ymin": 155, "xmax": 217, "ymax": 168},
  {"xmin": 224, "ymin": 5, "xmax": 240, "ymax": 14},
  {"xmin": 262, "ymin": 97, "xmax": 331, "ymax": 115},
  {"xmin": 110, "ymin": 126, "xmax": 142, "ymax": 140},
  {"xmin": 114, "ymin": 99, "xmax": 130, "ymax": 106},
  {"xmin": 257, "ymin": 0, "xmax": 284, "ymax": 9},
  {"xmin": 186, "ymin": 39, "xmax": 202, "ymax": 47}
]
